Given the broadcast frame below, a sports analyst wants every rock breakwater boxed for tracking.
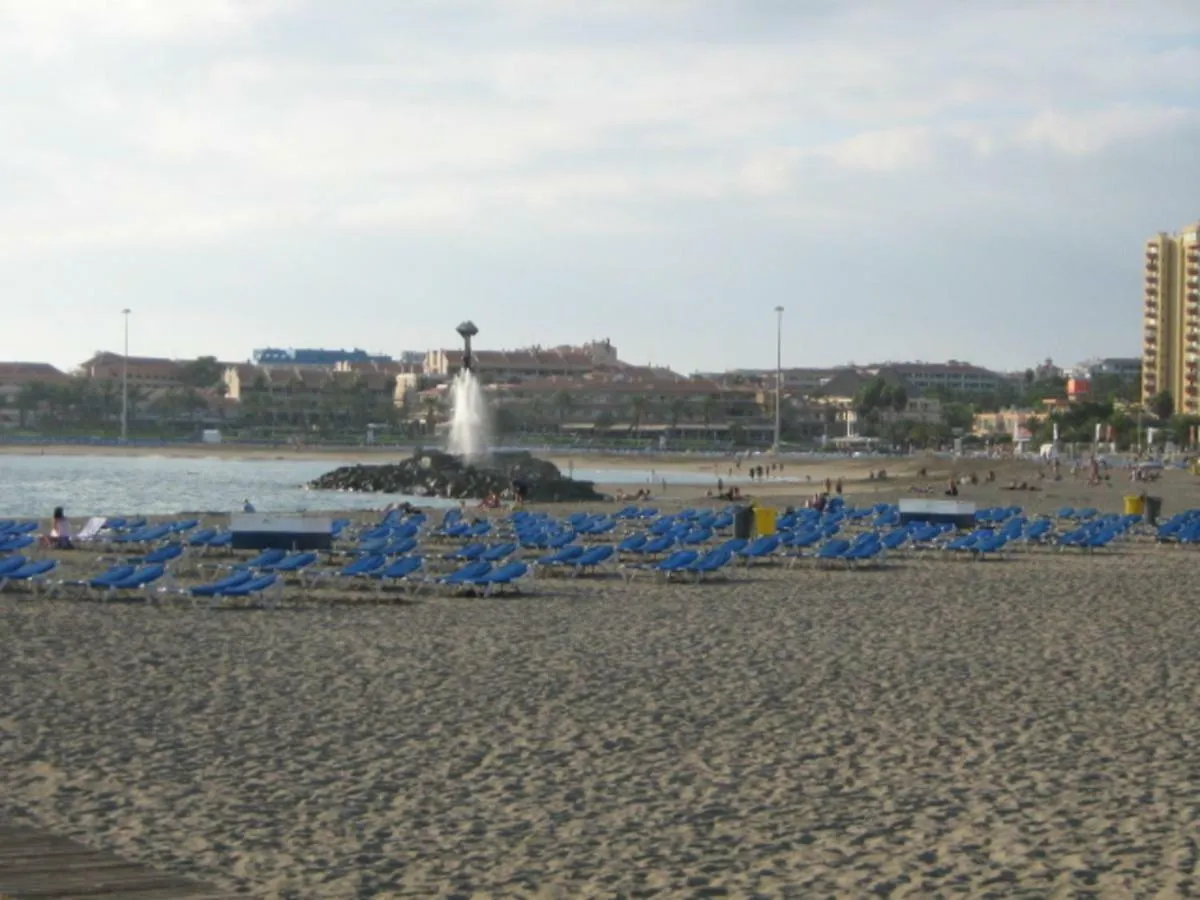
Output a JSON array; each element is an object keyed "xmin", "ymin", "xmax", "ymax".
[{"xmin": 308, "ymin": 449, "xmax": 605, "ymax": 503}]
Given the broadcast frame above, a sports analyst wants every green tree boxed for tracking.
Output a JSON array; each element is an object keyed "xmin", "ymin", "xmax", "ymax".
[
  {"xmin": 853, "ymin": 377, "xmax": 888, "ymax": 432},
  {"xmin": 667, "ymin": 396, "xmax": 687, "ymax": 431},
  {"xmin": 552, "ymin": 389, "xmax": 574, "ymax": 423},
  {"xmin": 178, "ymin": 356, "xmax": 224, "ymax": 389},
  {"xmin": 422, "ymin": 396, "xmax": 440, "ymax": 435},
  {"xmin": 492, "ymin": 405, "xmax": 522, "ymax": 436},
  {"xmin": 942, "ymin": 401, "xmax": 975, "ymax": 433},
  {"xmin": 628, "ymin": 395, "xmax": 648, "ymax": 435},
  {"xmin": 594, "ymin": 409, "xmax": 616, "ymax": 432},
  {"xmin": 1150, "ymin": 390, "xmax": 1174, "ymax": 421},
  {"xmin": 14, "ymin": 383, "xmax": 45, "ymax": 428}
]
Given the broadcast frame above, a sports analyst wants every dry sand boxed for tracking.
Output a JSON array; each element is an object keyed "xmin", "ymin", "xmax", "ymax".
[{"xmin": 1, "ymin": 474, "xmax": 1199, "ymax": 898}]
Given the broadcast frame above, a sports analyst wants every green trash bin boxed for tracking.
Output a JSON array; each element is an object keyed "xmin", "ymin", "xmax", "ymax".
[
  {"xmin": 733, "ymin": 505, "xmax": 755, "ymax": 540},
  {"xmin": 1144, "ymin": 496, "xmax": 1162, "ymax": 525}
]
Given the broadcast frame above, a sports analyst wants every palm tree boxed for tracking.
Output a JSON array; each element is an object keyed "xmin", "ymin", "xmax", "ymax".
[
  {"xmin": 528, "ymin": 397, "xmax": 547, "ymax": 431},
  {"xmin": 667, "ymin": 396, "xmax": 687, "ymax": 433},
  {"xmin": 422, "ymin": 396, "xmax": 440, "ymax": 435},
  {"xmin": 14, "ymin": 383, "xmax": 44, "ymax": 429},
  {"xmin": 700, "ymin": 393, "xmax": 719, "ymax": 435},
  {"xmin": 552, "ymin": 389, "xmax": 574, "ymax": 425},
  {"xmin": 628, "ymin": 395, "xmax": 648, "ymax": 435},
  {"xmin": 126, "ymin": 385, "xmax": 148, "ymax": 426}
]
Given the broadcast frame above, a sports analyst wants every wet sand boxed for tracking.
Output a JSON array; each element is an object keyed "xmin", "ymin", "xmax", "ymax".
[{"xmin": 1, "ymin": 473, "xmax": 1198, "ymax": 897}]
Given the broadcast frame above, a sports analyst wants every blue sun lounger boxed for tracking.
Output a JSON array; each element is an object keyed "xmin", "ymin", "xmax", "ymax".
[
  {"xmin": 53, "ymin": 563, "xmax": 137, "ymax": 594},
  {"xmin": 616, "ymin": 533, "xmax": 648, "ymax": 555},
  {"xmin": 0, "ymin": 559, "xmax": 57, "ymax": 592},
  {"xmin": 130, "ymin": 543, "xmax": 184, "ymax": 566},
  {"xmin": 267, "ymin": 552, "xmax": 319, "ymax": 575},
  {"xmin": 413, "ymin": 560, "xmax": 492, "ymax": 595},
  {"xmin": 88, "ymin": 564, "xmax": 138, "ymax": 589},
  {"xmin": 218, "ymin": 573, "xmax": 280, "ymax": 604},
  {"xmin": 681, "ymin": 547, "xmax": 735, "ymax": 582},
  {"xmin": 188, "ymin": 528, "xmax": 217, "ymax": 547},
  {"xmin": 238, "ymin": 548, "xmax": 287, "ymax": 570},
  {"xmin": 373, "ymin": 556, "xmax": 425, "ymax": 593},
  {"xmin": 463, "ymin": 561, "xmax": 529, "ymax": 596},
  {"xmin": 480, "ymin": 542, "xmax": 517, "ymax": 563},
  {"xmin": 570, "ymin": 544, "xmax": 615, "ymax": 576},
  {"xmin": 98, "ymin": 563, "xmax": 168, "ymax": 601},
  {"xmin": 188, "ymin": 570, "xmax": 254, "ymax": 602},
  {"xmin": 0, "ymin": 535, "xmax": 34, "ymax": 553},
  {"xmin": 622, "ymin": 549, "xmax": 699, "ymax": 581},
  {"xmin": 303, "ymin": 554, "xmax": 386, "ymax": 587},
  {"xmin": 535, "ymin": 545, "xmax": 585, "ymax": 571},
  {"xmin": 445, "ymin": 542, "xmax": 487, "ymax": 562}
]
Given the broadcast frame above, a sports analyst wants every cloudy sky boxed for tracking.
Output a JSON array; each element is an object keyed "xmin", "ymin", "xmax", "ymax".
[{"xmin": 2, "ymin": 0, "xmax": 1198, "ymax": 374}]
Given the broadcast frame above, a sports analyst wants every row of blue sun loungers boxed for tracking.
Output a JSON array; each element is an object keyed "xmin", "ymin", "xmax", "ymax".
[{"xmin": 0, "ymin": 499, "xmax": 1165, "ymax": 604}]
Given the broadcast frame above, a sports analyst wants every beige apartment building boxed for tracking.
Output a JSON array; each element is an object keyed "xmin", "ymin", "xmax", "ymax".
[
  {"xmin": 423, "ymin": 339, "xmax": 621, "ymax": 381},
  {"xmin": 1143, "ymin": 223, "xmax": 1200, "ymax": 414},
  {"xmin": 78, "ymin": 352, "xmax": 184, "ymax": 389}
]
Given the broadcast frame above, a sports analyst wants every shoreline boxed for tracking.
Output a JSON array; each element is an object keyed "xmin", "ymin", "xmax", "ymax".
[{"xmin": 0, "ymin": 441, "xmax": 886, "ymax": 477}]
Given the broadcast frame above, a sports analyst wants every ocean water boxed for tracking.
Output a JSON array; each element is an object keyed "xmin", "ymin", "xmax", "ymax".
[{"xmin": 0, "ymin": 454, "xmax": 764, "ymax": 518}]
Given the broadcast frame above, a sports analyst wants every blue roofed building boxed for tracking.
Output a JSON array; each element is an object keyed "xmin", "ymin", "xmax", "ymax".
[{"xmin": 252, "ymin": 347, "xmax": 393, "ymax": 367}]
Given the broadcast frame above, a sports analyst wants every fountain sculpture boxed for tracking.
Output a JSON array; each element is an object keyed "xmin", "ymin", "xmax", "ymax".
[
  {"xmin": 307, "ymin": 321, "xmax": 604, "ymax": 502},
  {"xmin": 447, "ymin": 321, "xmax": 490, "ymax": 462}
]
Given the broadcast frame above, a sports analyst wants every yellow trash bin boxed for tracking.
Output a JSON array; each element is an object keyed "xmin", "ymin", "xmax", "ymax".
[
  {"xmin": 753, "ymin": 506, "xmax": 778, "ymax": 537},
  {"xmin": 1124, "ymin": 494, "xmax": 1145, "ymax": 516}
]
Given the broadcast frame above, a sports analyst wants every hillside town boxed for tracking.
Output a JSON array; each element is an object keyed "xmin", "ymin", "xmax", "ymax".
[
  {"xmin": 0, "ymin": 339, "xmax": 1150, "ymax": 450},
  {"xmin": 11, "ymin": 217, "xmax": 1192, "ymax": 451}
]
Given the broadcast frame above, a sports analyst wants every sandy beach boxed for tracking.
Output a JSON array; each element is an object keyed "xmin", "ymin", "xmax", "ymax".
[{"xmin": 1, "ymin": 476, "xmax": 1198, "ymax": 897}]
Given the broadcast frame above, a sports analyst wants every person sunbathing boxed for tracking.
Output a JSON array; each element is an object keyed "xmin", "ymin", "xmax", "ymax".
[{"xmin": 42, "ymin": 506, "xmax": 74, "ymax": 550}]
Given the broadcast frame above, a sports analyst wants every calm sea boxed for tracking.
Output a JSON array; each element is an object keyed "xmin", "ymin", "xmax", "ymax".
[{"xmin": 0, "ymin": 454, "xmax": 747, "ymax": 518}]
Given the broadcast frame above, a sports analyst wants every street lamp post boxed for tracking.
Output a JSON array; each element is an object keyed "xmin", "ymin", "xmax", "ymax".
[
  {"xmin": 121, "ymin": 309, "xmax": 131, "ymax": 443},
  {"xmin": 773, "ymin": 305, "xmax": 784, "ymax": 453}
]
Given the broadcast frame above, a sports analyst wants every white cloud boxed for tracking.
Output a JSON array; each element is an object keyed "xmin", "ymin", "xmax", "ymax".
[
  {"xmin": 0, "ymin": 0, "xmax": 285, "ymax": 58},
  {"xmin": 0, "ymin": 0, "xmax": 1197, "ymax": 254},
  {"xmin": 1017, "ymin": 107, "xmax": 1200, "ymax": 155}
]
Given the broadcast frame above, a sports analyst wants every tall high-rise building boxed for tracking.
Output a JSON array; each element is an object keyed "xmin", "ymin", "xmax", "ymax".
[{"xmin": 1142, "ymin": 223, "xmax": 1200, "ymax": 414}]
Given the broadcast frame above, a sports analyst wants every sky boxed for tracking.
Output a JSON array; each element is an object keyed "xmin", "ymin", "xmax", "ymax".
[{"xmin": 2, "ymin": 0, "xmax": 1199, "ymax": 375}]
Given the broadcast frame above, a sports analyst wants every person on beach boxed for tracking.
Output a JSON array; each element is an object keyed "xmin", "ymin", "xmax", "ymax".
[
  {"xmin": 242, "ymin": 498, "xmax": 256, "ymax": 512},
  {"xmin": 44, "ymin": 507, "xmax": 73, "ymax": 550}
]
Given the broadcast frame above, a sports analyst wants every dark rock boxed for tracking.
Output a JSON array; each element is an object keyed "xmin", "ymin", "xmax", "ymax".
[{"xmin": 308, "ymin": 449, "xmax": 605, "ymax": 503}]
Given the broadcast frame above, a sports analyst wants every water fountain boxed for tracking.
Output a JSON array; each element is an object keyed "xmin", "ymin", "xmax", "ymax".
[
  {"xmin": 307, "ymin": 321, "xmax": 604, "ymax": 502},
  {"xmin": 447, "ymin": 321, "xmax": 491, "ymax": 462}
]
